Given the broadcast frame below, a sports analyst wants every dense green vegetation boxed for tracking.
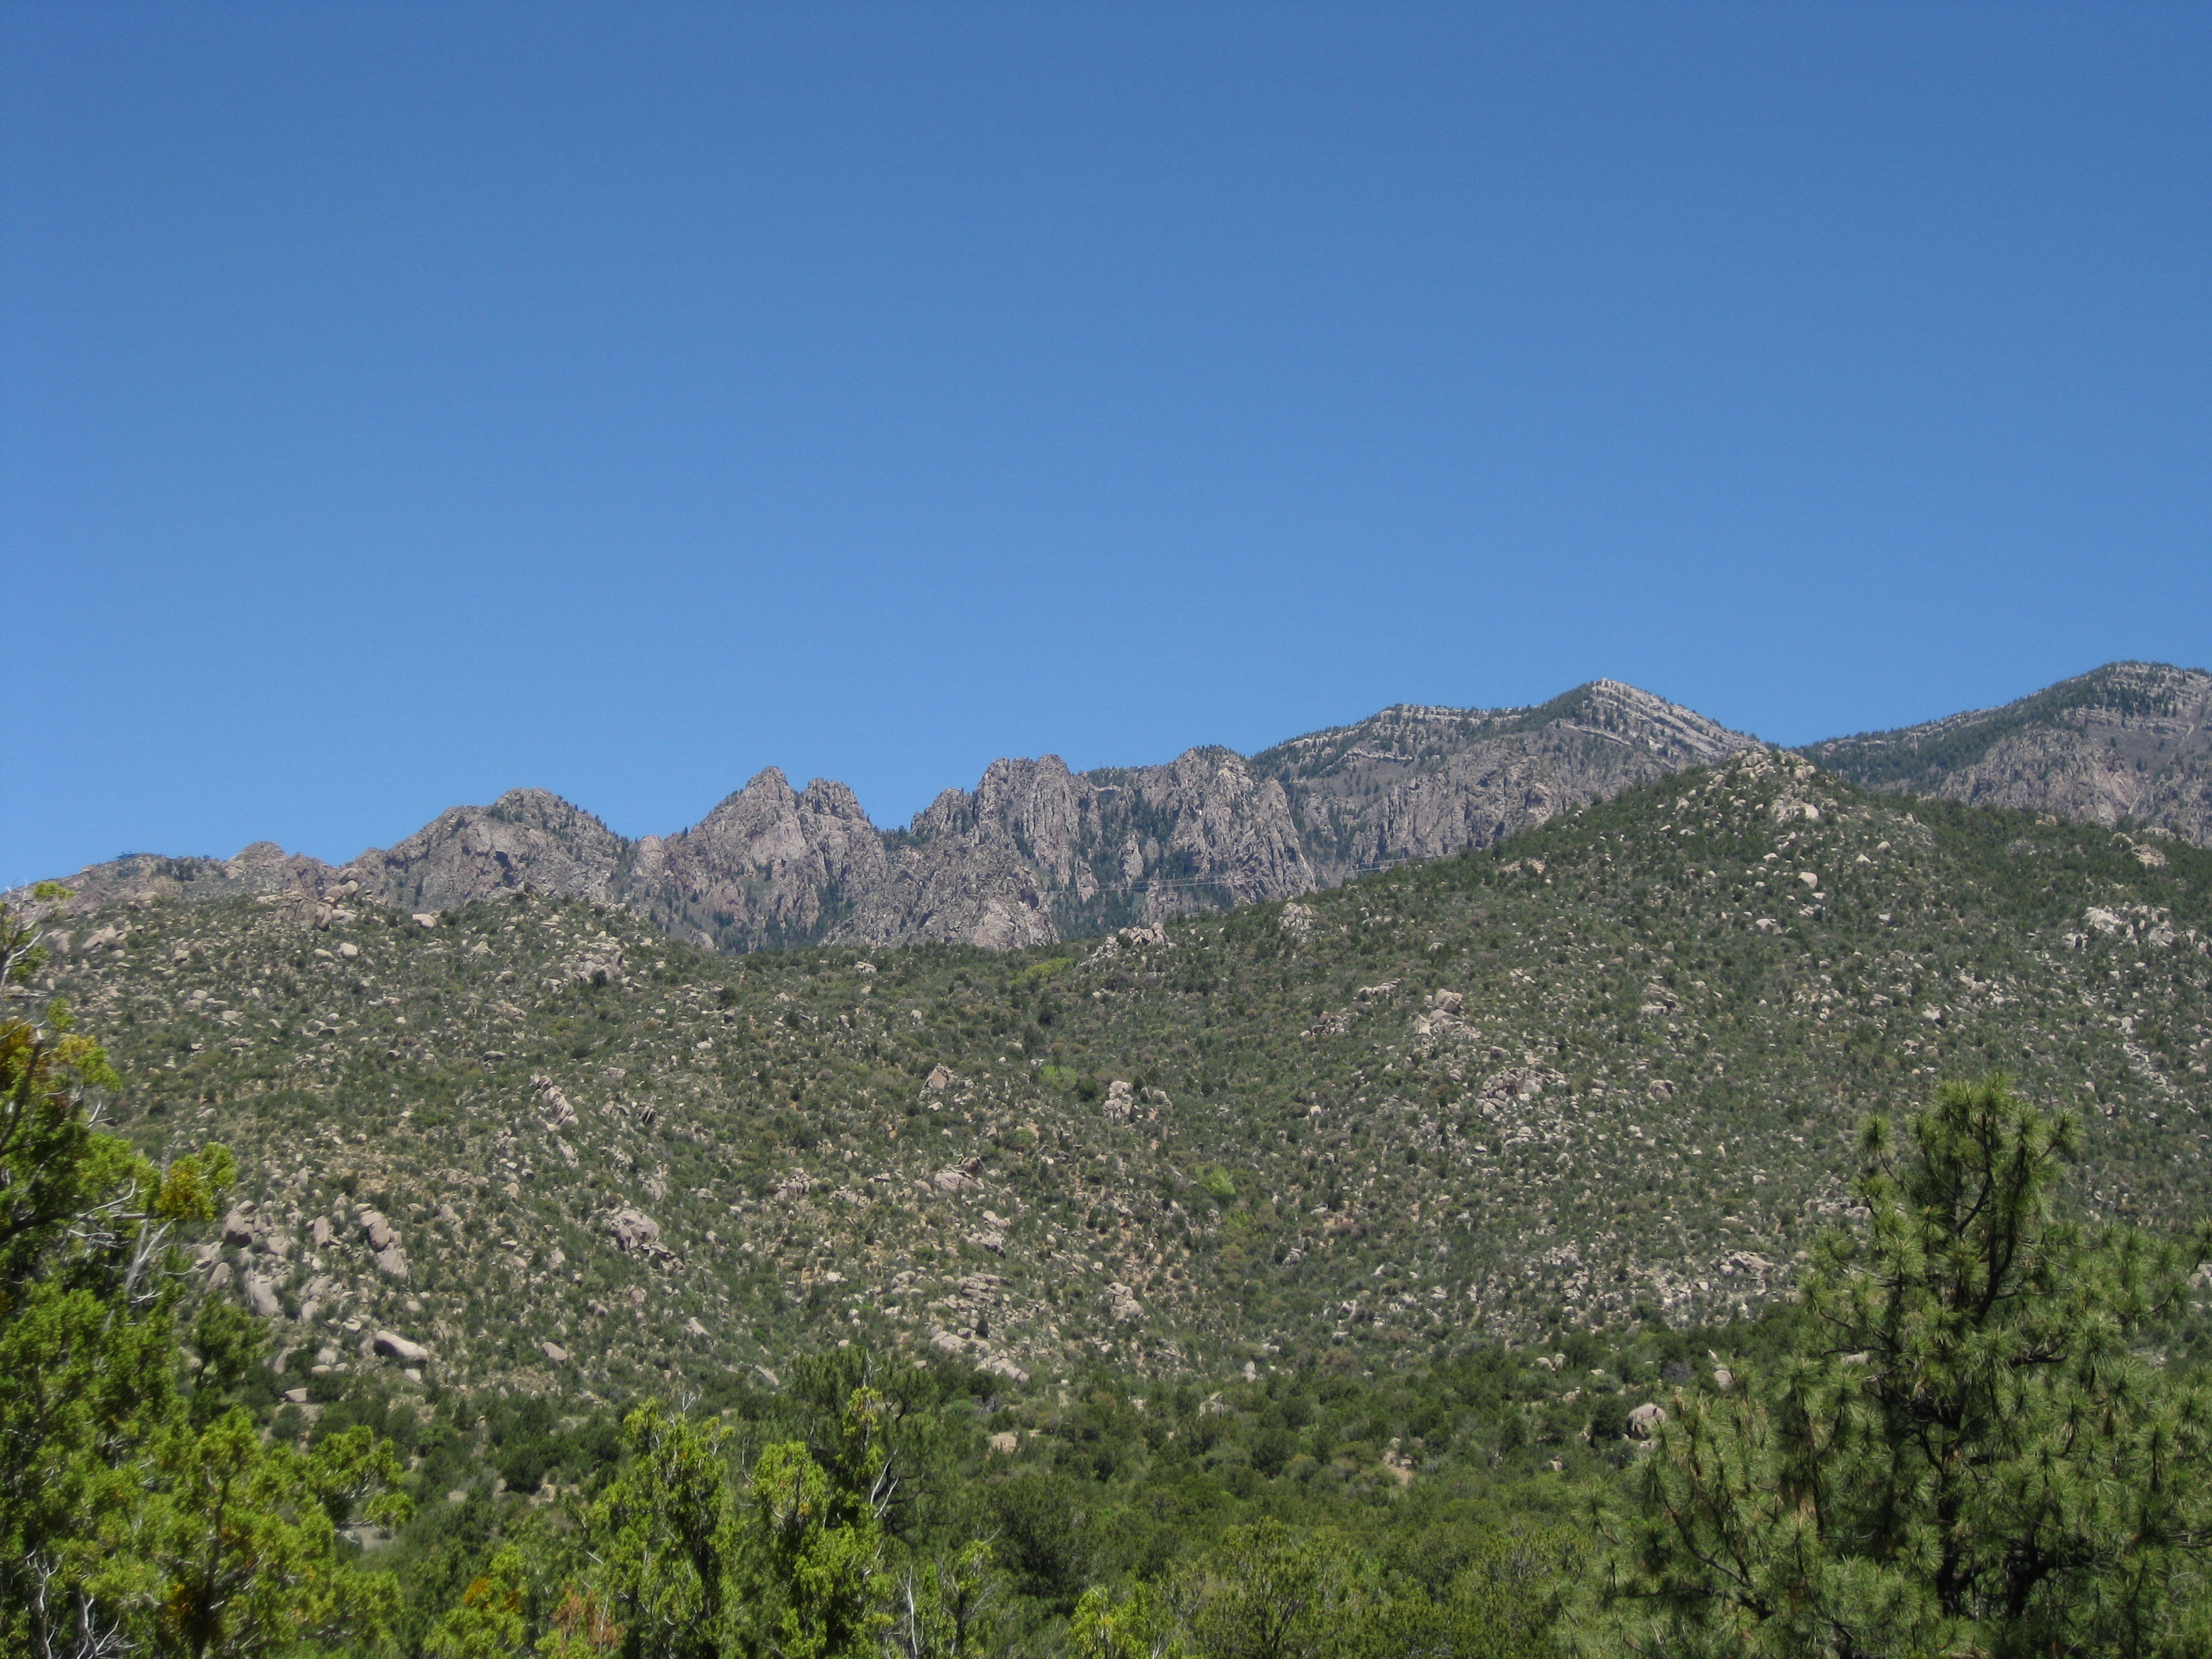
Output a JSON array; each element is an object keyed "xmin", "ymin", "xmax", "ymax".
[
  {"xmin": 2, "ymin": 888, "xmax": 408, "ymax": 1657},
  {"xmin": 34, "ymin": 749, "xmax": 2211, "ymax": 1399},
  {"xmin": 16, "ymin": 926, "xmax": 2211, "ymax": 1653},
  {"xmin": 1570, "ymin": 1076, "xmax": 2212, "ymax": 1656},
  {"xmin": 15, "ymin": 749, "xmax": 2212, "ymax": 1653}
]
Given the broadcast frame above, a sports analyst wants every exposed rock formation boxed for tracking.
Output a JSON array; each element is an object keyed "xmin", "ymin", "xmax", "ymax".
[
  {"xmin": 373, "ymin": 1330, "xmax": 430, "ymax": 1364},
  {"xmin": 1807, "ymin": 661, "xmax": 2212, "ymax": 846},
  {"xmin": 351, "ymin": 788, "xmax": 629, "ymax": 912},
  {"xmin": 1255, "ymin": 679, "xmax": 1756, "ymax": 884},
  {"xmin": 630, "ymin": 768, "xmax": 890, "ymax": 951},
  {"xmin": 16, "ymin": 680, "xmax": 1761, "ymax": 949},
  {"xmin": 27, "ymin": 840, "xmax": 329, "ymax": 912}
]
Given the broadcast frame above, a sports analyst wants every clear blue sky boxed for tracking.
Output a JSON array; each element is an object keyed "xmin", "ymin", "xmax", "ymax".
[{"xmin": 5, "ymin": 3, "xmax": 2208, "ymax": 886}]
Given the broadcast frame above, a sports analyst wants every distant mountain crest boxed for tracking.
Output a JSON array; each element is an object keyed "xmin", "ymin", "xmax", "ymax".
[
  {"xmin": 1806, "ymin": 661, "xmax": 2212, "ymax": 844},
  {"xmin": 27, "ymin": 678, "xmax": 1760, "ymax": 951},
  {"xmin": 40, "ymin": 662, "xmax": 2207, "ymax": 950}
]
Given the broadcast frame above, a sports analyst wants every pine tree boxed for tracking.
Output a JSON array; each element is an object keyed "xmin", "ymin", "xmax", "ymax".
[
  {"xmin": 570, "ymin": 1387, "xmax": 893, "ymax": 1659},
  {"xmin": 1570, "ymin": 1075, "xmax": 2212, "ymax": 1658},
  {"xmin": 0, "ymin": 890, "xmax": 407, "ymax": 1658}
]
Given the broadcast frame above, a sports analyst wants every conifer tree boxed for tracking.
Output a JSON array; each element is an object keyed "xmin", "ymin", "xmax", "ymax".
[
  {"xmin": 0, "ymin": 891, "xmax": 407, "ymax": 1658},
  {"xmin": 573, "ymin": 1387, "xmax": 892, "ymax": 1659},
  {"xmin": 1570, "ymin": 1075, "xmax": 2212, "ymax": 1658}
]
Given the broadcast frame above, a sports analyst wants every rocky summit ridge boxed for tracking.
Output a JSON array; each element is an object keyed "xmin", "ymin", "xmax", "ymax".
[
  {"xmin": 35, "ymin": 663, "xmax": 2212, "ymax": 955},
  {"xmin": 30, "ymin": 747, "xmax": 2212, "ymax": 1394},
  {"xmin": 35, "ymin": 679, "xmax": 1760, "ymax": 952},
  {"xmin": 1808, "ymin": 661, "xmax": 2212, "ymax": 845}
]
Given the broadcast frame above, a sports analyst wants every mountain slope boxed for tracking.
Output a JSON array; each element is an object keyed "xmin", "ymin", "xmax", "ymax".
[
  {"xmin": 29, "ymin": 680, "xmax": 1759, "ymax": 954},
  {"xmin": 1254, "ymin": 678, "xmax": 1752, "ymax": 884},
  {"xmin": 1807, "ymin": 661, "xmax": 2212, "ymax": 845},
  {"xmin": 33, "ymin": 752, "xmax": 2211, "ymax": 1404}
]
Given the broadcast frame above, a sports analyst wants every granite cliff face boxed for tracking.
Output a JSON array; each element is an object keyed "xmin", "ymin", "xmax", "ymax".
[
  {"xmin": 51, "ymin": 665, "xmax": 2212, "ymax": 948},
  {"xmin": 350, "ymin": 788, "xmax": 630, "ymax": 913},
  {"xmin": 1256, "ymin": 679, "xmax": 1756, "ymax": 884},
  {"xmin": 20, "ymin": 680, "xmax": 1763, "ymax": 951},
  {"xmin": 632, "ymin": 770, "xmax": 890, "ymax": 951},
  {"xmin": 1805, "ymin": 662, "xmax": 2212, "ymax": 846},
  {"xmin": 624, "ymin": 678, "xmax": 1753, "ymax": 951}
]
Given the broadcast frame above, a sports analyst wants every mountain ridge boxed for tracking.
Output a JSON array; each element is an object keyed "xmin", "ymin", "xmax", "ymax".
[
  {"xmin": 34, "ymin": 663, "xmax": 2212, "ymax": 955},
  {"xmin": 1807, "ymin": 661, "xmax": 2212, "ymax": 843},
  {"xmin": 29, "ymin": 747, "xmax": 2212, "ymax": 1395},
  {"xmin": 30, "ymin": 678, "xmax": 1759, "ymax": 951}
]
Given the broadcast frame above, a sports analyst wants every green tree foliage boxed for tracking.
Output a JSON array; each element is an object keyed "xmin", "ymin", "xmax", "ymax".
[
  {"xmin": 566, "ymin": 1386, "xmax": 892, "ymax": 1659},
  {"xmin": 0, "ymin": 891, "xmax": 407, "ymax": 1658},
  {"xmin": 1183, "ymin": 1520, "xmax": 1355, "ymax": 1659},
  {"xmin": 887, "ymin": 1541, "xmax": 1002, "ymax": 1659},
  {"xmin": 1570, "ymin": 1076, "xmax": 2212, "ymax": 1658},
  {"xmin": 424, "ymin": 1543, "xmax": 532, "ymax": 1659},
  {"xmin": 1070, "ymin": 1517, "xmax": 1565, "ymax": 1659},
  {"xmin": 747, "ymin": 1429, "xmax": 888, "ymax": 1659},
  {"xmin": 586, "ymin": 1401, "xmax": 744, "ymax": 1659},
  {"xmin": 138, "ymin": 1409, "xmax": 410, "ymax": 1658},
  {"xmin": 1069, "ymin": 1579, "xmax": 1187, "ymax": 1659}
]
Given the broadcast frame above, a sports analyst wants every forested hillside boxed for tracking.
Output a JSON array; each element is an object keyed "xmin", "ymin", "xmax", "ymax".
[
  {"xmin": 1808, "ymin": 659, "xmax": 2212, "ymax": 844},
  {"xmin": 31, "ymin": 747, "xmax": 2211, "ymax": 1401},
  {"xmin": 14, "ymin": 745, "xmax": 2212, "ymax": 1656}
]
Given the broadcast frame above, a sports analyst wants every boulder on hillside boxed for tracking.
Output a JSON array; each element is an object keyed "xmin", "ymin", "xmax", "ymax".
[
  {"xmin": 373, "ymin": 1330, "xmax": 430, "ymax": 1364},
  {"xmin": 932, "ymin": 1160, "xmax": 983, "ymax": 1194},
  {"xmin": 605, "ymin": 1208, "xmax": 663, "ymax": 1254},
  {"xmin": 242, "ymin": 1273, "xmax": 283, "ymax": 1319}
]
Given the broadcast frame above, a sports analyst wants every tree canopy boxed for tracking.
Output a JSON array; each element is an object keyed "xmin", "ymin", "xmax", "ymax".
[
  {"xmin": 1, "ymin": 891, "xmax": 407, "ymax": 1658},
  {"xmin": 1571, "ymin": 1076, "xmax": 2212, "ymax": 1658}
]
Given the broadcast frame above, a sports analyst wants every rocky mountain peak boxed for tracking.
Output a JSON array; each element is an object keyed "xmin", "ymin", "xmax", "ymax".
[
  {"xmin": 1559, "ymin": 679, "xmax": 1757, "ymax": 762},
  {"xmin": 1807, "ymin": 660, "xmax": 2212, "ymax": 845},
  {"xmin": 20, "ymin": 680, "xmax": 1764, "ymax": 947},
  {"xmin": 60, "ymin": 663, "xmax": 2212, "ymax": 949},
  {"xmin": 346, "ymin": 790, "xmax": 628, "ymax": 914}
]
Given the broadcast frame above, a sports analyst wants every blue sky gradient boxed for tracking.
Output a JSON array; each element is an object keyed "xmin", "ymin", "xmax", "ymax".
[{"xmin": 5, "ymin": 3, "xmax": 2208, "ymax": 885}]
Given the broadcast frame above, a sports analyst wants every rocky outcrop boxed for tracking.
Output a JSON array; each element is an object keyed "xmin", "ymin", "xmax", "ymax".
[
  {"xmin": 1258, "ymin": 680, "xmax": 1758, "ymax": 884},
  {"xmin": 373, "ymin": 1330, "xmax": 430, "ymax": 1364},
  {"xmin": 1807, "ymin": 662, "xmax": 2212, "ymax": 846},
  {"xmin": 630, "ymin": 769, "xmax": 895, "ymax": 952},
  {"xmin": 349, "ymin": 788, "xmax": 628, "ymax": 912},
  {"xmin": 21, "ymin": 841, "xmax": 333, "ymax": 913},
  {"xmin": 605, "ymin": 1208, "xmax": 665, "ymax": 1256},
  {"xmin": 19, "ymin": 678, "xmax": 1763, "ymax": 949}
]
